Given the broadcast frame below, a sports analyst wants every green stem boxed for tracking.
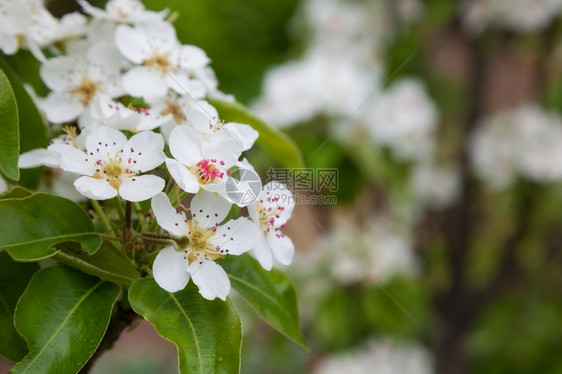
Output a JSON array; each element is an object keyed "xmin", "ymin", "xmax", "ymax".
[
  {"xmin": 98, "ymin": 233, "xmax": 121, "ymax": 241},
  {"xmin": 91, "ymin": 200, "xmax": 113, "ymax": 233},
  {"xmin": 123, "ymin": 201, "xmax": 132, "ymax": 247},
  {"xmin": 113, "ymin": 197, "xmax": 124, "ymax": 221}
]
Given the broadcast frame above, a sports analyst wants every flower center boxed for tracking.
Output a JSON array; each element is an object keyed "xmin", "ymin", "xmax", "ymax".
[
  {"xmin": 143, "ymin": 53, "xmax": 171, "ymax": 73},
  {"xmin": 73, "ymin": 76, "xmax": 99, "ymax": 105},
  {"xmin": 184, "ymin": 220, "xmax": 223, "ymax": 263},
  {"xmin": 93, "ymin": 154, "xmax": 135, "ymax": 190},
  {"xmin": 162, "ymin": 101, "xmax": 185, "ymax": 124},
  {"xmin": 255, "ymin": 197, "xmax": 286, "ymax": 235},
  {"xmin": 189, "ymin": 159, "xmax": 226, "ymax": 185},
  {"xmin": 61, "ymin": 125, "xmax": 79, "ymax": 148}
]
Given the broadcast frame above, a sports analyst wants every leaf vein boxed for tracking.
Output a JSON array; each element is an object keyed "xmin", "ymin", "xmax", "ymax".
[{"xmin": 170, "ymin": 293, "xmax": 203, "ymax": 373}]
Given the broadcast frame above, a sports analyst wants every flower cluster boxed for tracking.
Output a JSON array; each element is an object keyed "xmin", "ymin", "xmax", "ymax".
[
  {"xmin": 470, "ymin": 104, "xmax": 562, "ymax": 189},
  {"xmin": 461, "ymin": 0, "xmax": 562, "ymax": 35},
  {"xmin": 13, "ymin": 0, "xmax": 295, "ymax": 300},
  {"xmin": 252, "ymin": 0, "xmax": 459, "ymax": 218}
]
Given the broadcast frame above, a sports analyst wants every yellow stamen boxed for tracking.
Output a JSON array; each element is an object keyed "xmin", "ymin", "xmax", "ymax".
[{"xmin": 73, "ymin": 76, "xmax": 99, "ymax": 105}]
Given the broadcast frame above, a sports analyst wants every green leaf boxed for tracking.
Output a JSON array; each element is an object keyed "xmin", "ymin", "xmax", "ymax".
[
  {"xmin": 12, "ymin": 266, "xmax": 119, "ymax": 374},
  {"xmin": 53, "ymin": 241, "xmax": 139, "ymax": 286},
  {"xmin": 129, "ymin": 278, "xmax": 242, "ymax": 374},
  {"xmin": 0, "ymin": 252, "xmax": 39, "ymax": 362},
  {"xmin": 0, "ymin": 186, "xmax": 32, "ymax": 199},
  {"xmin": 221, "ymin": 254, "xmax": 305, "ymax": 346},
  {"xmin": 0, "ymin": 193, "xmax": 102, "ymax": 261},
  {"xmin": 0, "ymin": 66, "xmax": 19, "ymax": 180},
  {"xmin": 209, "ymin": 99, "xmax": 303, "ymax": 168},
  {"xmin": 0, "ymin": 58, "xmax": 47, "ymax": 188}
]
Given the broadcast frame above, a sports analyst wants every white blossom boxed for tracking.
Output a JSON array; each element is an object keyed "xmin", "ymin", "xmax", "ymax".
[
  {"xmin": 151, "ymin": 192, "xmax": 255, "ymax": 300},
  {"xmin": 410, "ymin": 162, "xmax": 460, "ymax": 211},
  {"xmin": 461, "ymin": 0, "xmax": 562, "ymax": 34},
  {"xmin": 115, "ymin": 21, "xmax": 210, "ymax": 101},
  {"xmin": 78, "ymin": 0, "xmax": 167, "ymax": 24},
  {"xmin": 39, "ymin": 42, "xmax": 124, "ymax": 123},
  {"xmin": 470, "ymin": 104, "xmax": 562, "ymax": 188},
  {"xmin": 88, "ymin": 93, "xmax": 171, "ymax": 132},
  {"xmin": 362, "ymin": 78, "xmax": 438, "ymax": 162},
  {"xmin": 165, "ymin": 125, "xmax": 245, "ymax": 196},
  {"xmin": 248, "ymin": 181, "xmax": 295, "ymax": 270},
  {"xmin": 313, "ymin": 338, "xmax": 434, "ymax": 374},
  {"xmin": 49, "ymin": 126, "xmax": 165, "ymax": 201}
]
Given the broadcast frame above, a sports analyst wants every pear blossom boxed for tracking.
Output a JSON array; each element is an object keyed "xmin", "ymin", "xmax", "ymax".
[
  {"xmin": 147, "ymin": 93, "xmax": 218, "ymax": 139},
  {"xmin": 18, "ymin": 126, "xmax": 93, "ymax": 169},
  {"xmin": 410, "ymin": 162, "xmax": 460, "ymax": 211},
  {"xmin": 248, "ymin": 181, "xmax": 295, "ymax": 270},
  {"xmin": 39, "ymin": 42, "xmax": 124, "ymax": 123},
  {"xmin": 183, "ymin": 108, "xmax": 258, "ymax": 151},
  {"xmin": 363, "ymin": 78, "xmax": 437, "ymax": 162},
  {"xmin": 88, "ymin": 93, "xmax": 171, "ymax": 132},
  {"xmin": 151, "ymin": 192, "xmax": 255, "ymax": 300},
  {"xmin": 313, "ymin": 338, "xmax": 434, "ymax": 374},
  {"xmin": 470, "ymin": 104, "xmax": 562, "ymax": 189},
  {"xmin": 461, "ymin": 0, "xmax": 562, "ymax": 34},
  {"xmin": 49, "ymin": 126, "xmax": 165, "ymax": 201},
  {"xmin": 165, "ymin": 125, "xmax": 245, "ymax": 196},
  {"xmin": 115, "ymin": 21, "xmax": 210, "ymax": 101},
  {"xmin": 78, "ymin": 0, "xmax": 167, "ymax": 25}
]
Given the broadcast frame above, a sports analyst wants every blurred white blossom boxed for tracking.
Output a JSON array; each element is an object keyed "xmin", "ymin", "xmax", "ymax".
[
  {"xmin": 411, "ymin": 162, "xmax": 460, "ymax": 212},
  {"xmin": 313, "ymin": 338, "xmax": 435, "ymax": 374},
  {"xmin": 461, "ymin": 0, "xmax": 562, "ymax": 34},
  {"xmin": 315, "ymin": 217, "xmax": 419, "ymax": 285},
  {"xmin": 362, "ymin": 78, "xmax": 438, "ymax": 162},
  {"xmin": 470, "ymin": 104, "xmax": 562, "ymax": 189}
]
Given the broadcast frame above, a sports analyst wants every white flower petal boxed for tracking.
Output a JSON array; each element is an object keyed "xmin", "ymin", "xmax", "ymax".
[
  {"xmin": 188, "ymin": 258, "xmax": 230, "ymax": 301},
  {"xmin": 259, "ymin": 181, "xmax": 294, "ymax": 227},
  {"xmin": 74, "ymin": 176, "xmax": 118, "ymax": 200},
  {"xmin": 211, "ymin": 217, "xmax": 255, "ymax": 256},
  {"xmin": 166, "ymin": 158, "xmax": 200, "ymax": 193},
  {"xmin": 121, "ymin": 131, "xmax": 165, "ymax": 172},
  {"xmin": 40, "ymin": 93, "xmax": 84, "ymax": 124},
  {"xmin": 86, "ymin": 43, "xmax": 122, "ymax": 81},
  {"xmin": 222, "ymin": 122, "xmax": 259, "ymax": 151},
  {"xmin": 153, "ymin": 246, "xmax": 190, "ymax": 293},
  {"xmin": 178, "ymin": 45, "xmax": 209, "ymax": 69},
  {"xmin": 247, "ymin": 201, "xmax": 259, "ymax": 223},
  {"xmin": 252, "ymin": 232, "xmax": 273, "ymax": 271},
  {"xmin": 85, "ymin": 126, "xmax": 127, "ymax": 160},
  {"xmin": 151, "ymin": 192, "xmax": 188, "ymax": 237},
  {"xmin": 266, "ymin": 231, "xmax": 294, "ymax": 266},
  {"xmin": 0, "ymin": 34, "xmax": 18, "ymax": 55},
  {"xmin": 122, "ymin": 66, "xmax": 167, "ymax": 101},
  {"xmin": 18, "ymin": 149, "xmax": 59, "ymax": 168},
  {"xmin": 190, "ymin": 191, "xmax": 232, "ymax": 229},
  {"xmin": 115, "ymin": 24, "xmax": 148, "ymax": 64},
  {"xmin": 186, "ymin": 108, "xmax": 214, "ymax": 134},
  {"xmin": 165, "ymin": 72, "xmax": 194, "ymax": 96},
  {"xmin": 119, "ymin": 174, "xmax": 164, "ymax": 202},
  {"xmin": 168, "ymin": 125, "xmax": 203, "ymax": 166},
  {"xmin": 202, "ymin": 128, "xmax": 244, "ymax": 167},
  {"xmin": 40, "ymin": 56, "xmax": 81, "ymax": 91},
  {"xmin": 48, "ymin": 144, "xmax": 95, "ymax": 175}
]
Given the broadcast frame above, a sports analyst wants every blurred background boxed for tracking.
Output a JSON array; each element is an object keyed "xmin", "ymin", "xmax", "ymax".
[{"xmin": 3, "ymin": 0, "xmax": 562, "ymax": 373}]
